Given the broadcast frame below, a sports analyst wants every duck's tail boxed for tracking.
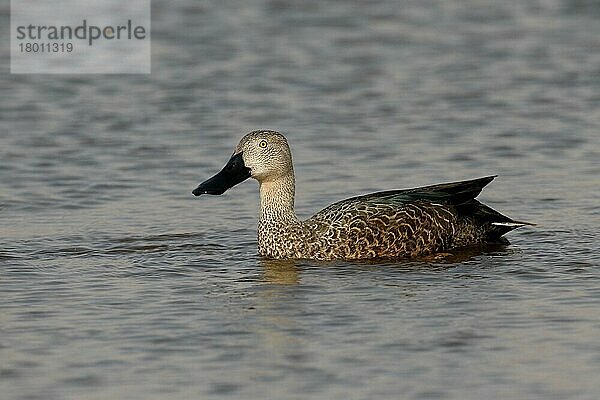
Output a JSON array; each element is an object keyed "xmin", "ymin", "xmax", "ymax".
[{"xmin": 455, "ymin": 199, "xmax": 534, "ymax": 240}]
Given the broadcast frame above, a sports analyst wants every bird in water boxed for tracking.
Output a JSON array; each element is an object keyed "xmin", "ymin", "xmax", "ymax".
[{"xmin": 192, "ymin": 130, "xmax": 530, "ymax": 260}]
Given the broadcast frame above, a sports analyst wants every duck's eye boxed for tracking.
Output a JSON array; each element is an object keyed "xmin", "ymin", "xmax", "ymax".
[{"xmin": 258, "ymin": 140, "xmax": 268, "ymax": 148}]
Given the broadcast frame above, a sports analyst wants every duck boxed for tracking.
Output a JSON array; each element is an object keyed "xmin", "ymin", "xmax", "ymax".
[{"xmin": 192, "ymin": 130, "xmax": 529, "ymax": 260}]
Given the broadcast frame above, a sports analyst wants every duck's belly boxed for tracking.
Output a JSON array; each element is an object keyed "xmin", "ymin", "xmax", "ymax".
[{"xmin": 258, "ymin": 204, "xmax": 490, "ymax": 260}]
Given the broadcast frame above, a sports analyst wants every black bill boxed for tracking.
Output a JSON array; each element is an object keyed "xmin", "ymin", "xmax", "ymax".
[{"xmin": 192, "ymin": 152, "xmax": 251, "ymax": 196}]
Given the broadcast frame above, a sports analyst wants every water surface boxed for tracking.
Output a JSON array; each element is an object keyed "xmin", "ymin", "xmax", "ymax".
[{"xmin": 1, "ymin": 0, "xmax": 599, "ymax": 399}]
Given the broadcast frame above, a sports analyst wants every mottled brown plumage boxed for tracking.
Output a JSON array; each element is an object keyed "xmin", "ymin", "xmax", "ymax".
[{"xmin": 193, "ymin": 130, "xmax": 529, "ymax": 260}]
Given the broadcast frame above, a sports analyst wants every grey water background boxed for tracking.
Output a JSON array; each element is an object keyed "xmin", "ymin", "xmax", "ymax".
[{"xmin": 1, "ymin": 0, "xmax": 599, "ymax": 399}]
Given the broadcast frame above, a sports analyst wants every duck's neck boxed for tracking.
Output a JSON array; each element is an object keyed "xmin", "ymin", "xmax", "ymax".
[{"xmin": 258, "ymin": 171, "xmax": 298, "ymax": 225}]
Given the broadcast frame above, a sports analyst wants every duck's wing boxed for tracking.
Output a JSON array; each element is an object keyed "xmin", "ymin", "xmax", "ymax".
[
  {"xmin": 348, "ymin": 175, "xmax": 497, "ymax": 205},
  {"xmin": 322, "ymin": 175, "xmax": 530, "ymax": 239}
]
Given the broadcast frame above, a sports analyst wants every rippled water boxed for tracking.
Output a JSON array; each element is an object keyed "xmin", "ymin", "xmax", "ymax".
[{"xmin": 1, "ymin": 0, "xmax": 599, "ymax": 399}]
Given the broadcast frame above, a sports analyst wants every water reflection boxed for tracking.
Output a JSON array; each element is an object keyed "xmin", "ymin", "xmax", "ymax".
[
  {"xmin": 259, "ymin": 242, "xmax": 513, "ymax": 282},
  {"xmin": 260, "ymin": 258, "xmax": 301, "ymax": 285}
]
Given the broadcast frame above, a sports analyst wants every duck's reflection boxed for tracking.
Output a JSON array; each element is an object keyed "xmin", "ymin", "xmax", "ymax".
[
  {"xmin": 251, "ymin": 243, "xmax": 516, "ymax": 381},
  {"xmin": 260, "ymin": 258, "xmax": 301, "ymax": 285}
]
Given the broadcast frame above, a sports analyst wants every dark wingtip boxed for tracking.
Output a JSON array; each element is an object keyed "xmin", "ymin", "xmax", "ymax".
[{"xmin": 479, "ymin": 175, "xmax": 498, "ymax": 185}]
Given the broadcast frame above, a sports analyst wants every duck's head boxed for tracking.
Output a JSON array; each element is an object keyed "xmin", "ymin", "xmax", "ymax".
[{"xmin": 192, "ymin": 130, "xmax": 293, "ymax": 196}]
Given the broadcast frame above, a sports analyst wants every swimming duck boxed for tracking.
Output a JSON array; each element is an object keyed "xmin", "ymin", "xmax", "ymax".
[{"xmin": 192, "ymin": 130, "xmax": 529, "ymax": 260}]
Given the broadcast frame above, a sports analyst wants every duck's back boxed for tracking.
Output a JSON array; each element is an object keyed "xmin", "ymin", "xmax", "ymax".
[{"xmin": 303, "ymin": 176, "xmax": 526, "ymax": 259}]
